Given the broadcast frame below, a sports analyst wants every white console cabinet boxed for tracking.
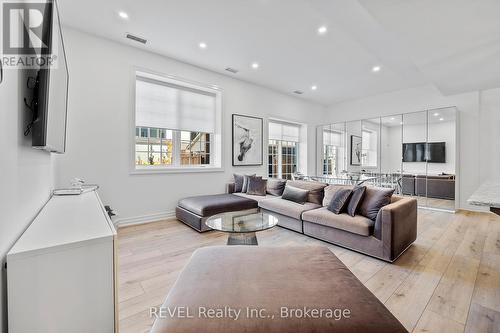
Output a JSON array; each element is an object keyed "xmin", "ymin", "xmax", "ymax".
[{"xmin": 7, "ymin": 190, "xmax": 117, "ymax": 333}]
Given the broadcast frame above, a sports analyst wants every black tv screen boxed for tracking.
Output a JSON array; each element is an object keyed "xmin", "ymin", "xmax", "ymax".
[
  {"xmin": 403, "ymin": 142, "xmax": 445, "ymax": 163},
  {"xmin": 427, "ymin": 142, "xmax": 446, "ymax": 163},
  {"xmin": 32, "ymin": 0, "xmax": 69, "ymax": 153}
]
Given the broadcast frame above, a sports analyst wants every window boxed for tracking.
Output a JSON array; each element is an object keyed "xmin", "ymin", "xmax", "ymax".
[
  {"xmin": 362, "ymin": 130, "xmax": 378, "ymax": 168},
  {"xmin": 268, "ymin": 121, "xmax": 300, "ymax": 180},
  {"xmin": 323, "ymin": 130, "xmax": 342, "ymax": 175},
  {"xmin": 134, "ymin": 72, "xmax": 221, "ymax": 171},
  {"xmin": 323, "ymin": 145, "xmax": 337, "ymax": 175}
]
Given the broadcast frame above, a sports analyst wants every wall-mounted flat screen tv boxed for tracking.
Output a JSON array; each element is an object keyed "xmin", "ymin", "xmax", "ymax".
[
  {"xmin": 32, "ymin": 0, "xmax": 69, "ymax": 153},
  {"xmin": 403, "ymin": 142, "xmax": 445, "ymax": 163}
]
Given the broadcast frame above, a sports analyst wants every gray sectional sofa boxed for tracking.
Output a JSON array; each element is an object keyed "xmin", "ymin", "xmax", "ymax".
[{"xmin": 176, "ymin": 179, "xmax": 417, "ymax": 262}]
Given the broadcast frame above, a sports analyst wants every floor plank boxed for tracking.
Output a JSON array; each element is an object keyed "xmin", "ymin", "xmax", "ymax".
[
  {"xmin": 464, "ymin": 302, "xmax": 500, "ymax": 333},
  {"xmin": 427, "ymin": 255, "xmax": 480, "ymax": 324},
  {"xmin": 412, "ymin": 309, "xmax": 464, "ymax": 333}
]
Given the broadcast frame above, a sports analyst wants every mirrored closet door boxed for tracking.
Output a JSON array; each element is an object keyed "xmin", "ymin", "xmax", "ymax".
[{"xmin": 317, "ymin": 107, "xmax": 457, "ymax": 212}]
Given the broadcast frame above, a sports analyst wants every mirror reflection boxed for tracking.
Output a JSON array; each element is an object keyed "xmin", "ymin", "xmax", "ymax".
[{"xmin": 315, "ymin": 108, "xmax": 457, "ymax": 212}]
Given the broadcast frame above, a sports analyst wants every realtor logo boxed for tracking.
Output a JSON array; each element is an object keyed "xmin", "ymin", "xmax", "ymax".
[{"xmin": 1, "ymin": 0, "xmax": 57, "ymax": 68}]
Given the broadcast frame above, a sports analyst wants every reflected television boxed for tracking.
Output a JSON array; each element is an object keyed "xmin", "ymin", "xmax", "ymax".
[{"xmin": 403, "ymin": 142, "xmax": 445, "ymax": 163}]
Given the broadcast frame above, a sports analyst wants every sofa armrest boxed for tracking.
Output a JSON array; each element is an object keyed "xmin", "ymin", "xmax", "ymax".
[
  {"xmin": 226, "ymin": 182, "xmax": 236, "ymax": 194},
  {"xmin": 374, "ymin": 197, "xmax": 417, "ymax": 261}
]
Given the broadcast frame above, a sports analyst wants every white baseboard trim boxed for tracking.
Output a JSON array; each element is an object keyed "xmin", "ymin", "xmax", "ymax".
[{"xmin": 114, "ymin": 210, "xmax": 176, "ymax": 228}]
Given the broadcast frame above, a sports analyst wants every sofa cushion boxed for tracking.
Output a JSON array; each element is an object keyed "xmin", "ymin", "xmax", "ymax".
[
  {"xmin": 259, "ymin": 197, "xmax": 321, "ymax": 220},
  {"xmin": 286, "ymin": 180, "xmax": 327, "ymax": 205},
  {"xmin": 302, "ymin": 207, "xmax": 374, "ymax": 236},
  {"xmin": 327, "ymin": 188, "xmax": 352, "ymax": 214},
  {"xmin": 266, "ymin": 178, "xmax": 287, "ymax": 196},
  {"xmin": 233, "ymin": 192, "xmax": 274, "ymax": 203},
  {"xmin": 359, "ymin": 187, "xmax": 395, "ymax": 221},
  {"xmin": 246, "ymin": 176, "xmax": 267, "ymax": 196},
  {"xmin": 323, "ymin": 184, "xmax": 354, "ymax": 206},
  {"xmin": 178, "ymin": 194, "xmax": 257, "ymax": 217},
  {"xmin": 281, "ymin": 185, "xmax": 309, "ymax": 204},
  {"xmin": 346, "ymin": 186, "xmax": 367, "ymax": 217}
]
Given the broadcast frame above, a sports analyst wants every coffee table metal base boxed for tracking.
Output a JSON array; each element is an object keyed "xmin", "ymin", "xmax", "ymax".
[{"xmin": 227, "ymin": 232, "xmax": 258, "ymax": 245}]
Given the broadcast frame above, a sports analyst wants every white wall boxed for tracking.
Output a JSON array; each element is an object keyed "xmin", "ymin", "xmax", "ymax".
[
  {"xmin": 54, "ymin": 28, "xmax": 326, "ymax": 224},
  {"xmin": 0, "ymin": 68, "xmax": 55, "ymax": 332},
  {"xmin": 323, "ymin": 84, "xmax": 500, "ymax": 211},
  {"xmin": 479, "ymin": 87, "xmax": 500, "ymax": 183}
]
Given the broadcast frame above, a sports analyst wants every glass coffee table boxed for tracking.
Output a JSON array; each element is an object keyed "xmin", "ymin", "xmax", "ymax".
[{"xmin": 205, "ymin": 209, "xmax": 278, "ymax": 245}]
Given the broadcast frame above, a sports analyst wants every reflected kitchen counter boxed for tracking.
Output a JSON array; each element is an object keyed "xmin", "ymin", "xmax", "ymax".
[{"xmin": 468, "ymin": 180, "xmax": 500, "ymax": 215}]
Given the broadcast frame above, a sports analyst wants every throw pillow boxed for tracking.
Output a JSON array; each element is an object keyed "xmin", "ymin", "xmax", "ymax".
[
  {"xmin": 234, "ymin": 174, "xmax": 256, "ymax": 192},
  {"xmin": 322, "ymin": 185, "xmax": 354, "ymax": 206},
  {"xmin": 240, "ymin": 174, "xmax": 257, "ymax": 193},
  {"xmin": 286, "ymin": 180, "xmax": 327, "ymax": 205},
  {"xmin": 246, "ymin": 176, "xmax": 268, "ymax": 196},
  {"xmin": 233, "ymin": 174, "xmax": 245, "ymax": 192},
  {"xmin": 281, "ymin": 185, "xmax": 309, "ymax": 204},
  {"xmin": 346, "ymin": 186, "xmax": 367, "ymax": 217},
  {"xmin": 327, "ymin": 188, "xmax": 353, "ymax": 214},
  {"xmin": 359, "ymin": 187, "xmax": 395, "ymax": 220},
  {"xmin": 266, "ymin": 178, "xmax": 287, "ymax": 196}
]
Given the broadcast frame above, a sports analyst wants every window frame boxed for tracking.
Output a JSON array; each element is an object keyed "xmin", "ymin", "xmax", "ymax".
[
  {"xmin": 130, "ymin": 69, "xmax": 223, "ymax": 174},
  {"xmin": 323, "ymin": 144, "xmax": 338, "ymax": 175},
  {"xmin": 361, "ymin": 129, "xmax": 378, "ymax": 169},
  {"xmin": 267, "ymin": 120, "xmax": 300, "ymax": 180}
]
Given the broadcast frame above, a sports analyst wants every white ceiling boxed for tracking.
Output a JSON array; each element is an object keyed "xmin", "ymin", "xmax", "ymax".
[{"xmin": 58, "ymin": 0, "xmax": 500, "ymax": 106}]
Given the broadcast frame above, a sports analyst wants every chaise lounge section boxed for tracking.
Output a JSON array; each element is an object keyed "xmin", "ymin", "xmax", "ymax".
[{"xmin": 176, "ymin": 194, "xmax": 258, "ymax": 232}]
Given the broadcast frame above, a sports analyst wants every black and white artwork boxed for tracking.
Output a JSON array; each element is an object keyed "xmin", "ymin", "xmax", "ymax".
[
  {"xmin": 232, "ymin": 114, "xmax": 263, "ymax": 166},
  {"xmin": 350, "ymin": 135, "xmax": 362, "ymax": 166}
]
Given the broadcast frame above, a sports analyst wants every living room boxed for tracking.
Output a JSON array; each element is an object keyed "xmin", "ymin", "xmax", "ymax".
[{"xmin": 1, "ymin": 1, "xmax": 500, "ymax": 333}]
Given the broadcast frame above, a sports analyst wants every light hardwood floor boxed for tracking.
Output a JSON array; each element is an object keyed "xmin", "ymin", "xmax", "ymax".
[{"xmin": 117, "ymin": 209, "xmax": 500, "ymax": 333}]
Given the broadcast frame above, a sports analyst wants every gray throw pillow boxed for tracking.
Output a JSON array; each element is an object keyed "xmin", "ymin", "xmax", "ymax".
[
  {"xmin": 246, "ymin": 176, "xmax": 268, "ymax": 196},
  {"xmin": 286, "ymin": 180, "xmax": 327, "ymax": 205},
  {"xmin": 234, "ymin": 174, "xmax": 256, "ymax": 193},
  {"xmin": 281, "ymin": 185, "xmax": 309, "ymax": 204},
  {"xmin": 323, "ymin": 185, "xmax": 354, "ymax": 206},
  {"xmin": 233, "ymin": 174, "xmax": 245, "ymax": 192},
  {"xmin": 359, "ymin": 187, "xmax": 395, "ymax": 220},
  {"xmin": 327, "ymin": 188, "xmax": 353, "ymax": 214},
  {"xmin": 266, "ymin": 178, "xmax": 287, "ymax": 196},
  {"xmin": 346, "ymin": 186, "xmax": 366, "ymax": 217},
  {"xmin": 242, "ymin": 175, "xmax": 259, "ymax": 193}
]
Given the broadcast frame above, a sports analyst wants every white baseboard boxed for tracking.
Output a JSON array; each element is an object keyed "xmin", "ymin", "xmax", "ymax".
[{"xmin": 113, "ymin": 210, "xmax": 176, "ymax": 228}]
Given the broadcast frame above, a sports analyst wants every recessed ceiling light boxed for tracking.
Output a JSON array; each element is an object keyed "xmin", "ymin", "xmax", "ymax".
[
  {"xmin": 390, "ymin": 117, "xmax": 395, "ymax": 121},
  {"xmin": 311, "ymin": 85, "xmax": 317, "ymax": 91},
  {"xmin": 433, "ymin": 112, "xmax": 440, "ymax": 116},
  {"xmin": 118, "ymin": 11, "xmax": 129, "ymax": 19},
  {"xmin": 372, "ymin": 66, "xmax": 381, "ymax": 72},
  {"xmin": 317, "ymin": 26, "xmax": 327, "ymax": 35},
  {"xmin": 199, "ymin": 42, "xmax": 207, "ymax": 49},
  {"xmin": 439, "ymin": 118, "xmax": 444, "ymax": 121},
  {"xmin": 400, "ymin": 121, "xmax": 404, "ymax": 125},
  {"xmin": 251, "ymin": 62, "xmax": 259, "ymax": 69}
]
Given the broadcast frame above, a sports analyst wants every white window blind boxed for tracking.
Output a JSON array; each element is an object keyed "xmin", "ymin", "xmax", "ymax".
[
  {"xmin": 269, "ymin": 121, "xmax": 300, "ymax": 142},
  {"xmin": 323, "ymin": 130, "xmax": 342, "ymax": 146},
  {"xmin": 136, "ymin": 76, "xmax": 216, "ymax": 133}
]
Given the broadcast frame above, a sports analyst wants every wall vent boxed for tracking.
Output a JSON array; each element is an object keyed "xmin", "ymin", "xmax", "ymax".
[
  {"xmin": 225, "ymin": 67, "xmax": 239, "ymax": 74},
  {"xmin": 126, "ymin": 33, "xmax": 147, "ymax": 44},
  {"xmin": 293, "ymin": 90, "xmax": 304, "ymax": 95}
]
